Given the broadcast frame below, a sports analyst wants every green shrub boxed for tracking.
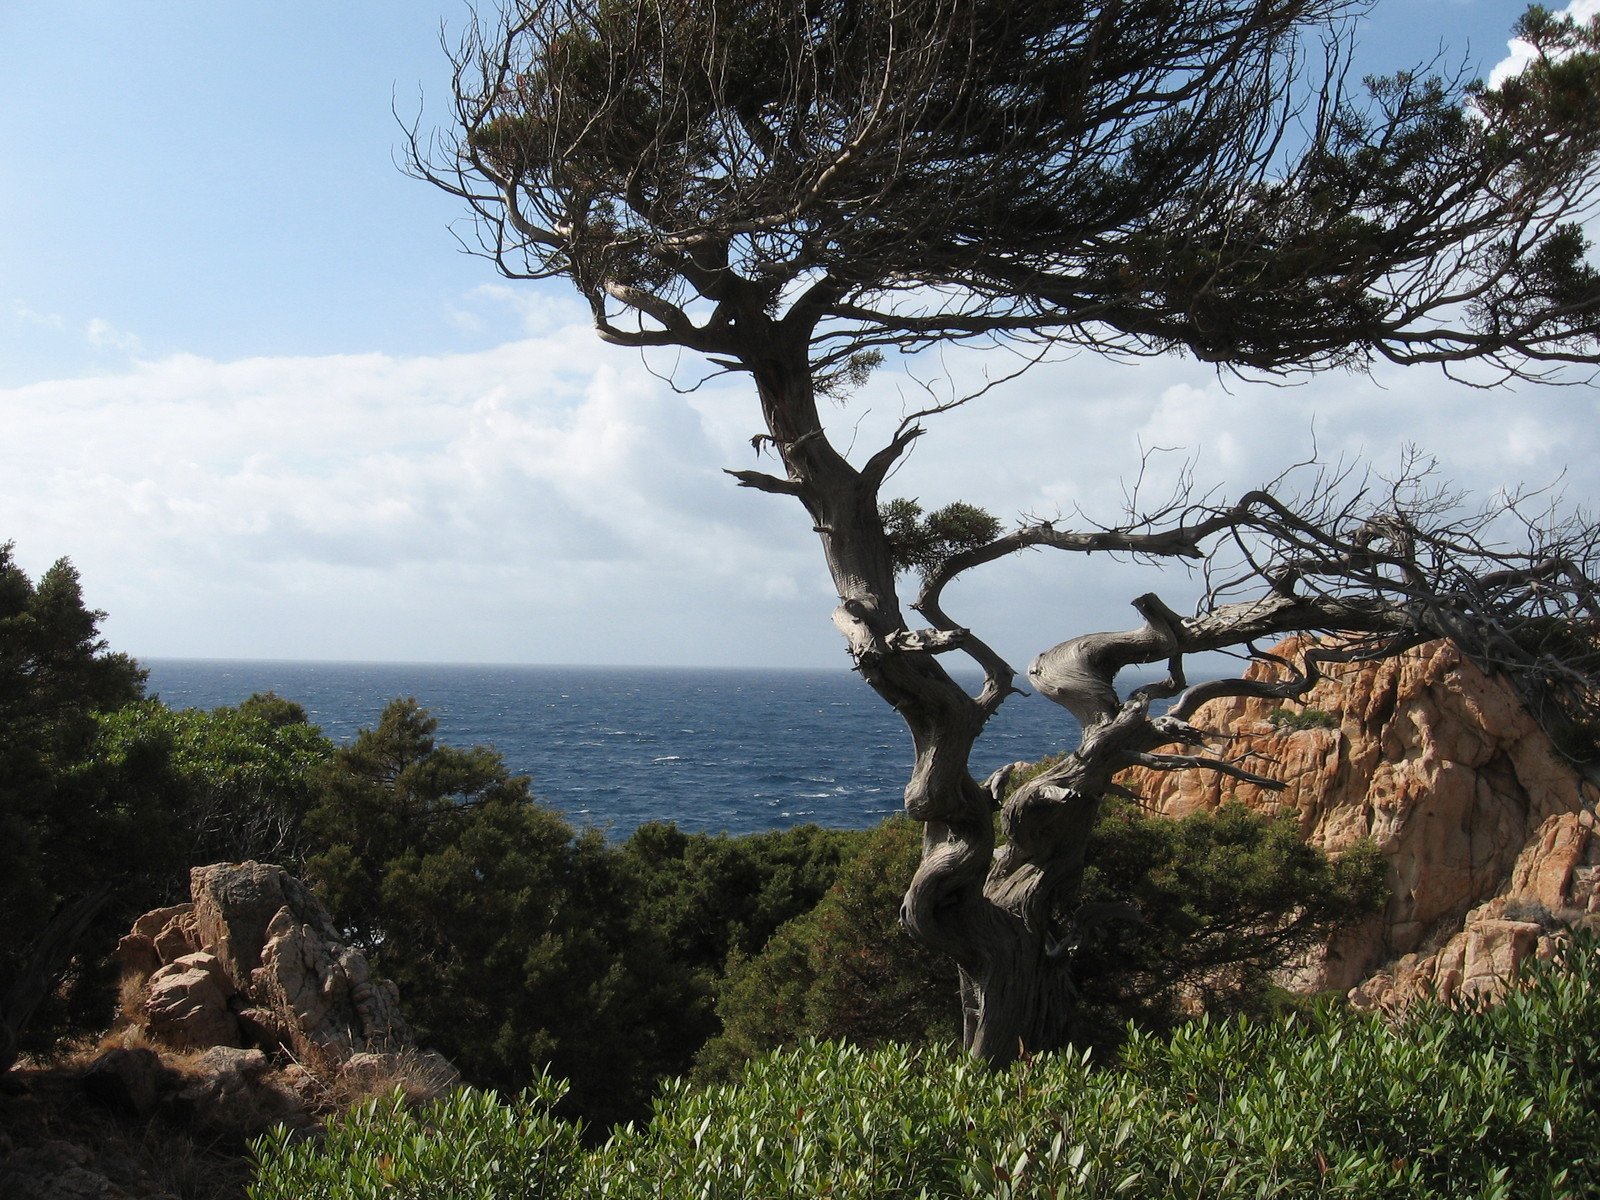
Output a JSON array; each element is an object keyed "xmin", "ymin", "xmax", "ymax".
[
  {"xmin": 1266, "ymin": 706, "xmax": 1339, "ymax": 732},
  {"xmin": 248, "ymin": 1074, "xmax": 582, "ymax": 1200},
  {"xmin": 704, "ymin": 802, "xmax": 1385, "ymax": 1075},
  {"xmin": 251, "ymin": 934, "xmax": 1600, "ymax": 1199},
  {"xmin": 697, "ymin": 817, "xmax": 960, "ymax": 1077}
]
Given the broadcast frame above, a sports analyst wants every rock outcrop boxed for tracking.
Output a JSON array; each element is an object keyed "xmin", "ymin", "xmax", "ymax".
[
  {"xmin": 1116, "ymin": 638, "xmax": 1600, "ymax": 1009},
  {"xmin": 115, "ymin": 862, "xmax": 451, "ymax": 1087}
]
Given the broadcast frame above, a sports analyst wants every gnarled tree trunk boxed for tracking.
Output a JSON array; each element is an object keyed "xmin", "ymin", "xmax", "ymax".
[{"xmin": 745, "ymin": 336, "xmax": 1092, "ymax": 1064}]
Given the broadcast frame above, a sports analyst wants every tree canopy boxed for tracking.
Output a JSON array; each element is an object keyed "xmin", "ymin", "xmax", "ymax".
[
  {"xmin": 426, "ymin": 0, "xmax": 1600, "ymax": 381},
  {"xmin": 0, "ymin": 544, "xmax": 152, "ymax": 1068}
]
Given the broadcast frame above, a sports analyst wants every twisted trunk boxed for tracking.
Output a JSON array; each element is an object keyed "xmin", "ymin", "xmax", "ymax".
[{"xmin": 747, "ymin": 332, "xmax": 1085, "ymax": 1064}]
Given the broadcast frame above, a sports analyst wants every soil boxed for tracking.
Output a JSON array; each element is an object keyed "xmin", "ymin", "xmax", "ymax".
[{"xmin": 0, "ymin": 1061, "xmax": 256, "ymax": 1200}]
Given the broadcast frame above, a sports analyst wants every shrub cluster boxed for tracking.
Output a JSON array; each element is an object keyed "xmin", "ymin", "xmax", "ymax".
[
  {"xmin": 1266, "ymin": 706, "xmax": 1339, "ymax": 732},
  {"xmin": 249, "ymin": 933, "xmax": 1600, "ymax": 1199}
]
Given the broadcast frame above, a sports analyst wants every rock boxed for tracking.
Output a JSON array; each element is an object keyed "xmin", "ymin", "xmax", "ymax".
[
  {"xmin": 191, "ymin": 1045, "xmax": 269, "ymax": 1079},
  {"xmin": 141, "ymin": 958, "xmax": 240, "ymax": 1051},
  {"xmin": 251, "ymin": 903, "xmax": 412, "ymax": 1063},
  {"xmin": 0, "ymin": 1142, "xmax": 132, "ymax": 1200},
  {"xmin": 112, "ymin": 905, "xmax": 197, "ymax": 986},
  {"xmin": 115, "ymin": 861, "xmax": 430, "ymax": 1075},
  {"xmin": 175, "ymin": 1047, "xmax": 309, "ymax": 1136},
  {"xmin": 338, "ymin": 1049, "xmax": 462, "ymax": 1102},
  {"xmin": 190, "ymin": 862, "xmax": 313, "ymax": 993},
  {"xmin": 1117, "ymin": 637, "xmax": 1600, "ymax": 1007},
  {"xmin": 234, "ymin": 1005, "xmax": 291, "ymax": 1051}
]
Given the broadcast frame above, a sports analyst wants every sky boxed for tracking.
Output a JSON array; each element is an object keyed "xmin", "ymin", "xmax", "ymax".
[{"xmin": 1, "ymin": 0, "xmax": 1598, "ymax": 671}]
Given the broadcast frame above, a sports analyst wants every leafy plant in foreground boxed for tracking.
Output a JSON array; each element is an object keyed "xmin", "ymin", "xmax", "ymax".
[{"xmin": 251, "ymin": 927, "xmax": 1600, "ymax": 1199}]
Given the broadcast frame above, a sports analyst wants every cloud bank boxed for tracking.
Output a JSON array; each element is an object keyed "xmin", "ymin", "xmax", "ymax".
[{"xmin": 5, "ymin": 296, "xmax": 1596, "ymax": 671}]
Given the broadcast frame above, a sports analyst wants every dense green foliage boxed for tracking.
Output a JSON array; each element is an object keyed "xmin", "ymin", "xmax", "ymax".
[
  {"xmin": 703, "ymin": 802, "xmax": 1385, "ymax": 1073},
  {"xmin": 0, "ymin": 545, "xmax": 155, "ymax": 1059},
  {"xmin": 1066, "ymin": 800, "xmax": 1386, "ymax": 1046},
  {"xmin": 293, "ymin": 699, "xmax": 862, "ymax": 1126},
  {"xmin": 699, "ymin": 817, "xmax": 960, "ymax": 1076},
  {"xmin": 250, "ymin": 932, "xmax": 1600, "ymax": 1200},
  {"xmin": 299, "ymin": 699, "xmax": 658, "ymax": 1126},
  {"xmin": 880, "ymin": 499, "xmax": 1004, "ymax": 577},
  {"xmin": 94, "ymin": 693, "xmax": 334, "ymax": 884},
  {"xmin": 618, "ymin": 821, "xmax": 865, "ymax": 1077}
]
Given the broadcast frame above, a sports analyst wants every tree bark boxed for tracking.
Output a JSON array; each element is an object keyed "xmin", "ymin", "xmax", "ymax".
[{"xmin": 744, "ymin": 327, "xmax": 1083, "ymax": 1064}]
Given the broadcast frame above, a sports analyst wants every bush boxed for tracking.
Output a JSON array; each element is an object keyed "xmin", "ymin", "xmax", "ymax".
[
  {"xmin": 250, "ymin": 933, "xmax": 1600, "ymax": 1199},
  {"xmin": 297, "ymin": 702, "xmax": 865, "ymax": 1128},
  {"xmin": 702, "ymin": 802, "xmax": 1386, "ymax": 1074},
  {"xmin": 618, "ymin": 820, "xmax": 866, "ymax": 1077},
  {"xmin": 1266, "ymin": 706, "xmax": 1339, "ymax": 731},
  {"xmin": 92, "ymin": 694, "xmax": 334, "ymax": 878},
  {"xmin": 249, "ymin": 1075, "xmax": 582, "ymax": 1200},
  {"xmin": 698, "ymin": 817, "xmax": 960, "ymax": 1077}
]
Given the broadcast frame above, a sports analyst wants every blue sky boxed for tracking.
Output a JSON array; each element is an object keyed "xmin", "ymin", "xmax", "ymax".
[{"xmin": 2, "ymin": 1, "xmax": 1597, "ymax": 669}]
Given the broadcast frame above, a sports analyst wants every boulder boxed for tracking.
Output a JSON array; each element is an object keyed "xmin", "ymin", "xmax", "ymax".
[
  {"xmin": 112, "ymin": 903, "xmax": 198, "ymax": 986},
  {"xmin": 251, "ymin": 899, "xmax": 411, "ymax": 1063},
  {"xmin": 191, "ymin": 862, "xmax": 315, "ymax": 993},
  {"xmin": 1117, "ymin": 637, "xmax": 1600, "ymax": 1007},
  {"xmin": 141, "ymin": 955, "xmax": 240, "ymax": 1051},
  {"xmin": 116, "ymin": 862, "xmax": 425, "ymax": 1072},
  {"xmin": 176, "ymin": 1045, "xmax": 309, "ymax": 1136}
]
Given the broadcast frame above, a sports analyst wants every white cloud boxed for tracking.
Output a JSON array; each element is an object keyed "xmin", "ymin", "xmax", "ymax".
[
  {"xmin": 0, "ymin": 327, "xmax": 829, "ymax": 666},
  {"xmin": 85, "ymin": 317, "xmax": 143, "ymax": 354},
  {"xmin": 5, "ymin": 326, "xmax": 1597, "ymax": 670},
  {"xmin": 10, "ymin": 300, "xmax": 64, "ymax": 330},
  {"xmin": 1488, "ymin": 0, "xmax": 1600, "ymax": 89}
]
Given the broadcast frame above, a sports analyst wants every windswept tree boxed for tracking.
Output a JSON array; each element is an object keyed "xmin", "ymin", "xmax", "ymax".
[{"xmin": 417, "ymin": 0, "xmax": 1600, "ymax": 1062}]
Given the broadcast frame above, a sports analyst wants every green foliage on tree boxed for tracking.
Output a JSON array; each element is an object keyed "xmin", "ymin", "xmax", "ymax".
[
  {"xmin": 300, "ymin": 699, "xmax": 644, "ymax": 1123},
  {"xmin": 879, "ymin": 499, "xmax": 1004, "ymax": 578},
  {"xmin": 698, "ymin": 818, "xmax": 960, "ymax": 1078},
  {"xmin": 298, "ymin": 699, "xmax": 861, "ymax": 1128},
  {"xmin": 617, "ymin": 821, "xmax": 866, "ymax": 1078},
  {"xmin": 250, "ymin": 932, "xmax": 1600, "ymax": 1200},
  {"xmin": 1065, "ymin": 800, "xmax": 1387, "ymax": 1046},
  {"xmin": 702, "ymin": 802, "xmax": 1385, "ymax": 1076},
  {"xmin": 92, "ymin": 693, "xmax": 334, "ymax": 880},
  {"xmin": 0, "ymin": 544, "xmax": 155, "ymax": 1065}
]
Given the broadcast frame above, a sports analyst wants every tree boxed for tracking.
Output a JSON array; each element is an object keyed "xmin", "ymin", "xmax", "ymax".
[
  {"xmin": 0, "ymin": 544, "xmax": 153, "ymax": 1069},
  {"xmin": 699, "ymin": 803, "xmax": 1382, "ymax": 1076},
  {"xmin": 618, "ymin": 820, "xmax": 865, "ymax": 1072},
  {"xmin": 419, "ymin": 1, "xmax": 1600, "ymax": 1063},
  {"xmin": 92, "ymin": 693, "xmax": 334, "ymax": 875},
  {"xmin": 303, "ymin": 698, "xmax": 685, "ymax": 1126}
]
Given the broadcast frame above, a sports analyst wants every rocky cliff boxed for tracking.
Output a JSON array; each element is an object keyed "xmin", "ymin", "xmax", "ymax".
[{"xmin": 1117, "ymin": 637, "xmax": 1600, "ymax": 1008}]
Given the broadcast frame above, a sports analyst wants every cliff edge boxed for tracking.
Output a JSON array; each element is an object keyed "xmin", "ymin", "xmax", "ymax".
[{"xmin": 1117, "ymin": 637, "xmax": 1600, "ymax": 1009}]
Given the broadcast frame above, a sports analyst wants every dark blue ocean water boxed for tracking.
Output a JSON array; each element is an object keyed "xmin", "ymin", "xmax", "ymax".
[{"xmin": 140, "ymin": 660, "xmax": 1083, "ymax": 838}]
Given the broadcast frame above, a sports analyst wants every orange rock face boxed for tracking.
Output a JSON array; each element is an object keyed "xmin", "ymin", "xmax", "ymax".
[{"xmin": 1116, "ymin": 637, "xmax": 1600, "ymax": 1007}]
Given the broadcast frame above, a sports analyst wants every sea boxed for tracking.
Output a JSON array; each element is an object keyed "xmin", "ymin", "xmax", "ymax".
[{"xmin": 140, "ymin": 660, "xmax": 1084, "ymax": 839}]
